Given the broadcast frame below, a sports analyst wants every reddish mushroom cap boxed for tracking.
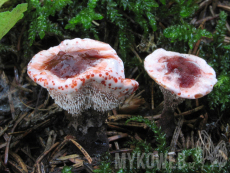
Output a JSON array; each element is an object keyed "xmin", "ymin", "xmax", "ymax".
[
  {"xmin": 144, "ymin": 48, "xmax": 217, "ymax": 99},
  {"xmin": 27, "ymin": 38, "xmax": 139, "ymax": 115}
]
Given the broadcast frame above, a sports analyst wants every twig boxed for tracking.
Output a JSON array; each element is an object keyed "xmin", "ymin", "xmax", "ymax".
[
  {"xmin": 108, "ymin": 133, "xmax": 128, "ymax": 142},
  {"xmin": 8, "ymin": 160, "xmax": 26, "ymax": 173},
  {"xmin": 128, "ymin": 67, "xmax": 138, "ymax": 79},
  {"xmin": 107, "ymin": 122, "xmax": 147, "ymax": 129},
  {"xmin": 180, "ymin": 131, "xmax": 186, "ymax": 149},
  {"xmin": 110, "ymin": 148, "xmax": 133, "ymax": 154},
  {"xmin": 107, "ymin": 131, "xmax": 124, "ymax": 136},
  {"xmin": 19, "ymin": 66, "xmax": 27, "ymax": 84},
  {"xmin": 108, "ymin": 114, "xmax": 132, "ymax": 122},
  {"xmin": 191, "ymin": 131, "xmax": 194, "ymax": 149},
  {"xmin": 195, "ymin": 15, "xmax": 219, "ymax": 25},
  {"xmin": 11, "ymin": 82, "xmax": 33, "ymax": 93},
  {"xmin": 1, "ymin": 84, "xmax": 30, "ymax": 99},
  {"xmin": 170, "ymin": 117, "xmax": 184, "ymax": 152},
  {"xmin": 34, "ymin": 142, "xmax": 59, "ymax": 173},
  {"xmin": 21, "ymin": 148, "xmax": 36, "ymax": 162},
  {"xmin": 129, "ymin": 46, "xmax": 142, "ymax": 63},
  {"xmin": 4, "ymin": 112, "xmax": 28, "ymax": 165},
  {"xmin": 70, "ymin": 139, "xmax": 92, "ymax": 164},
  {"xmin": 9, "ymin": 151, "xmax": 28, "ymax": 173},
  {"xmin": 175, "ymin": 105, "xmax": 204, "ymax": 117},
  {"xmin": 217, "ymin": 3, "xmax": 230, "ymax": 11},
  {"xmin": 144, "ymin": 114, "xmax": 161, "ymax": 120}
]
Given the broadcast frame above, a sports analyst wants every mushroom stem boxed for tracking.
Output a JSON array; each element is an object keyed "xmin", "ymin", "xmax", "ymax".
[
  {"xmin": 69, "ymin": 108, "xmax": 108, "ymax": 135},
  {"xmin": 66, "ymin": 108, "xmax": 109, "ymax": 155},
  {"xmin": 157, "ymin": 86, "xmax": 185, "ymax": 138}
]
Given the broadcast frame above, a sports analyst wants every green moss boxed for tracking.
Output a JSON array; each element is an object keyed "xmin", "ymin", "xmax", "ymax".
[
  {"xmin": 163, "ymin": 24, "xmax": 212, "ymax": 49},
  {"xmin": 61, "ymin": 166, "xmax": 73, "ymax": 173},
  {"xmin": 198, "ymin": 11, "xmax": 230, "ymax": 111},
  {"xmin": 27, "ymin": 0, "xmax": 72, "ymax": 45}
]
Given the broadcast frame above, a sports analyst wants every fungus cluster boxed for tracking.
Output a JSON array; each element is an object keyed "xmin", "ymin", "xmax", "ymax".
[
  {"xmin": 27, "ymin": 38, "xmax": 139, "ymax": 115},
  {"xmin": 144, "ymin": 48, "xmax": 217, "ymax": 137}
]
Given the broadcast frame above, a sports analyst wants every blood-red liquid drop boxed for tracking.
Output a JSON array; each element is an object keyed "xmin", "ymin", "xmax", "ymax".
[
  {"xmin": 44, "ymin": 50, "xmax": 103, "ymax": 78},
  {"xmin": 166, "ymin": 56, "xmax": 201, "ymax": 88}
]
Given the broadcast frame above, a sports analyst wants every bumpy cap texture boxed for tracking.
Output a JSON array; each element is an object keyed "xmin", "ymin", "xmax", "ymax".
[
  {"xmin": 27, "ymin": 38, "xmax": 139, "ymax": 115},
  {"xmin": 144, "ymin": 48, "xmax": 217, "ymax": 99}
]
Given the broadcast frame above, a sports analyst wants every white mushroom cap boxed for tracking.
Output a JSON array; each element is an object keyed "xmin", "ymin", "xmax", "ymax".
[
  {"xmin": 27, "ymin": 38, "xmax": 139, "ymax": 115},
  {"xmin": 144, "ymin": 48, "xmax": 217, "ymax": 99}
]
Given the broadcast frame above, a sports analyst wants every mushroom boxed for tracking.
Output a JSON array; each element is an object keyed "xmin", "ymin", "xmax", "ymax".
[
  {"xmin": 144, "ymin": 48, "xmax": 217, "ymax": 137},
  {"xmin": 27, "ymin": 38, "xmax": 138, "ymax": 116},
  {"xmin": 27, "ymin": 38, "xmax": 139, "ymax": 139}
]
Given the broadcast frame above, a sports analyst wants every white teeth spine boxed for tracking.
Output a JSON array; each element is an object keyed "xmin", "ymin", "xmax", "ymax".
[{"xmin": 48, "ymin": 83, "xmax": 122, "ymax": 116}]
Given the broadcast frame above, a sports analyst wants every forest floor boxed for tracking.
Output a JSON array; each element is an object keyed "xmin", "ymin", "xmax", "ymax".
[{"xmin": 0, "ymin": 0, "xmax": 230, "ymax": 173}]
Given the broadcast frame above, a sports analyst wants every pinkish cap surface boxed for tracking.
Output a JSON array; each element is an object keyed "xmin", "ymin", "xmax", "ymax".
[
  {"xmin": 27, "ymin": 38, "xmax": 139, "ymax": 115},
  {"xmin": 144, "ymin": 48, "xmax": 217, "ymax": 99}
]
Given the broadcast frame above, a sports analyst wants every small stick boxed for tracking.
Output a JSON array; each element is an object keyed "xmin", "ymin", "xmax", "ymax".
[
  {"xmin": 8, "ymin": 86, "xmax": 16, "ymax": 120},
  {"xmin": 134, "ymin": 133, "xmax": 143, "ymax": 141},
  {"xmin": 170, "ymin": 117, "xmax": 184, "ymax": 152},
  {"xmin": 34, "ymin": 142, "xmax": 59, "ymax": 173},
  {"xmin": 191, "ymin": 131, "xmax": 194, "ymax": 149},
  {"xmin": 19, "ymin": 66, "xmax": 27, "ymax": 84},
  {"xmin": 110, "ymin": 148, "xmax": 133, "ymax": 154},
  {"xmin": 92, "ymin": 20, "xmax": 99, "ymax": 26},
  {"xmin": 114, "ymin": 142, "xmax": 120, "ymax": 150},
  {"xmin": 183, "ymin": 118, "xmax": 197, "ymax": 124},
  {"xmin": 12, "ymin": 119, "xmax": 50, "ymax": 142},
  {"xmin": 17, "ymin": 25, "xmax": 25, "ymax": 51},
  {"xmin": 130, "ymin": 46, "xmax": 142, "ymax": 63},
  {"xmin": 8, "ymin": 131, "xmax": 25, "ymax": 135},
  {"xmin": 71, "ymin": 158, "xmax": 84, "ymax": 168},
  {"xmin": 40, "ymin": 162, "xmax": 45, "ymax": 173},
  {"xmin": 45, "ymin": 130, "xmax": 56, "ymax": 151},
  {"xmin": 107, "ymin": 122, "xmax": 147, "ymax": 129},
  {"xmin": 19, "ymin": 98, "xmax": 50, "ymax": 111},
  {"xmin": 70, "ymin": 139, "xmax": 92, "ymax": 164},
  {"xmin": 108, "ymin": 133, "xmax": 128, "ymax": 142},
  {"xmin": 107, "ymin": 131, "xmax": 124, "ymax": 136},
  {"xmin": 134, "ymin": 89, "xmax": 145, "ymax": 98},
  {"xmin": 107, "ymin": 124, "xmax": 129, "ymax": 132},
  {"xmin": 186, "ymin": 124, "xmax": 194, "ymax": 129},
  {"xmin": 56, "ymin": 154, "xmax": 80, "ymax": 161},
  {"xmin": 0, "ymin": 125, "xmax": 9, "ymax": 138},
  {"xmin": 186, "ymin": 135, "xmax": 190, "ymax": 149},
  {"xmin": 175, "ymin": 105, "xmax": 204, "ymax": 117},
  {"xmin": 195, "ymin": 15, "xmax": 219, "ymax": 25},
  {"xmin": 1, "ymin": 84, "xmax": 30, "ymax": 99},
  {"xmin": 4, "ymin": 112, "xmax": 28, "ymax": 165},
  {"xmin": 21, "ymin": 148, "xmax": 36, "ymax": 162},
  {"xmin": 144, "ymin": 114, "xmax": 161, "ymax": 120},
  {"xmin": 49, "ymin": 136, "xmax": 70, "ymax": 161},
  {"xmin": 180, "ymin": 131, "xmax": 186, "ymax": 149},
  {"xmin": 217, "ymin": 4, "xmax": 230, "ymax": 11},
  {"xmin": 176, "ymin": 107, "xmax": 181, "ymax": 114},
  {"xmin": 128, "ymin": 67, "xmax": 138, "ymax": 79},
  {"xmin": 8, "ymin": 160, "xmax": 27, "ymax": 173},
  {"xmin": 11, "ymin": 82, "xmax": 33, "ymax": 93},
  {"xmin": 108, "ymin": 114, "xmax": 132, "ymax": 121},
  {"xmin": 9, "ymin": 151, "xmax": 28, "ymax": 173}
]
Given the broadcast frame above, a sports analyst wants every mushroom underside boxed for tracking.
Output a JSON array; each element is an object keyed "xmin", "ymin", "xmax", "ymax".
[{"xmin": 49, "ymin": 82, "xmax": 124, "ymax": 115}]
